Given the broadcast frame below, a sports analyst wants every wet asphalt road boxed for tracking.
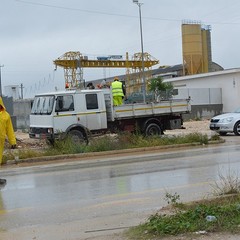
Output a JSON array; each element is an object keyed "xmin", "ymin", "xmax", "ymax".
[{"xmin": 0, "ymin": 136, "xmax": 240, "ymax": 239}]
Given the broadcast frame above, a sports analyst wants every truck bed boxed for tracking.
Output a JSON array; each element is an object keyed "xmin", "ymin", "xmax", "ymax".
[{"xmin": 112, "ymin": 99, "xmax": 191, "ymax": 120}]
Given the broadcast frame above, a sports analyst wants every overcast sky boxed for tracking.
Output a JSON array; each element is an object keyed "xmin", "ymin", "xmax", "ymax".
[{"xmin": 1, "ymin": 0, "xmax": 240, "ymax": 98}]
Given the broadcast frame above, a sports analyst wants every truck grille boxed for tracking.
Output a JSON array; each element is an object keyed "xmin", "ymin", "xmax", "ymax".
[{"xmin": 30, "ymin": 128, "xmax": 49, "ymax": 134}]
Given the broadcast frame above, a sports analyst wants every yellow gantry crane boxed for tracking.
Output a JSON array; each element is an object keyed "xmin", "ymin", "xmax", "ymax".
[{"xmin": 53, "ymin": 51, "xmax": 159, "ymax": 93}]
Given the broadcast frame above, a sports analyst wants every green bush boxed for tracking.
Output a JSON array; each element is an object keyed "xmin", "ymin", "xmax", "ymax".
[{"xmin": 45, "ymin": 137, "xmax": 86, "ymax": 156}]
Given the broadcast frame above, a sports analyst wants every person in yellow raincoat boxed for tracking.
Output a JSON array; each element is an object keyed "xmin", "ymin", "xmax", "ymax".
[{"xmin": 0, "ymin": 97, "xmax": 16, "ymax": 186}]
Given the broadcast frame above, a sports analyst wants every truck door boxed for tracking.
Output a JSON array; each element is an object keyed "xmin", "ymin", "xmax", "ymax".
[
  {"xmin": 85, "ymin": 93, "xmax": 107, "ymax": 130},
  {"xmin": 53, "ymin": 94, "xmax": 77, "ymax": 132}
]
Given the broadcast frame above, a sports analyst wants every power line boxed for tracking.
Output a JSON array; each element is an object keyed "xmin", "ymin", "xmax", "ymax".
[
  {"xmin": 201, "ymin": 0, "xmax": 240, "ymax": 20},
  {"xmin": 15, "ymin": 0, "xmax": 240, "ymax": 25},
  {"xmin": 15, "ymin": 0, "xmax": 138, "ymax": 18}
]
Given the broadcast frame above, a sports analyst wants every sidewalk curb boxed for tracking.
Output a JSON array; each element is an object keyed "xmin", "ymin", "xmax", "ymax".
[{"xmin": 6, "ymin": 139, "xmax": 225, "ymax": 166}]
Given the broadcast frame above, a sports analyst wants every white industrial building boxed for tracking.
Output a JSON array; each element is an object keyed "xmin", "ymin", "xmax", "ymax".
[
  {"xmin": 166, "ymin": 68, "xmax": 240, "ymax": 114},
  {"xmin": 4, "ymin": 85, "xmax": 20, "ymax": 100}
]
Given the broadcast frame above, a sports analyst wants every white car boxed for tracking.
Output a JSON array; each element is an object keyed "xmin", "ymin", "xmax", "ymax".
[{"xmin": 210, "ymin": 107, "xmax": 240, "ymax": 136}]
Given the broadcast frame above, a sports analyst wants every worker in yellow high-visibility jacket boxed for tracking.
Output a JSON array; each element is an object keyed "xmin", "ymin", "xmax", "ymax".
[
  {"xmin": 0, "ymin": 97, "xmax": 16, "ymax": 186},
  {"xmin": 111, "ymin": 77, "xmax": 125, "ymax": 106}
]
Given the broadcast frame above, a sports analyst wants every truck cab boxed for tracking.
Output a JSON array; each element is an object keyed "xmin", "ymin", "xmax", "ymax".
[{"xmin": 29, "ymin": 89, "xmax": 108, "ymax": 143}]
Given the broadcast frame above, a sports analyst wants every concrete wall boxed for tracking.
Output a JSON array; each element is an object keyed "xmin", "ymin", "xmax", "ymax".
[
  {"xmin": 2, "ymin": 96, "xmax": 17, "ymax": 131},
  {"xmin": 13, "ymin": 99, "xmax": 33, "ymax": 130},
  {"xmin": 174, "ymin": 88, "xmax": 222, "ymax": 105},
  {"xmin": 2, "ymin": 96, "xmax": 13, "ymax": 115},
  {"xmin": 173, "ymin": 88, "xmax": 222, "ymax": 120},
  {"xmin": 183, "ymin": 104, "xmax": 223, "ymax": 120}
]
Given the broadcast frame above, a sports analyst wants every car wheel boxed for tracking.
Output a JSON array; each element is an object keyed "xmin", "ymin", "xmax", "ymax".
[{"xmin": 233, "ymin": 121, "xmax": 240, "ymax": 136}]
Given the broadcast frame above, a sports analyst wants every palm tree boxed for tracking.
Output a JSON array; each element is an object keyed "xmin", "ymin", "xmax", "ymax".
[{"xmin": 148, "ymin": 76, "xmax": 173, "ymax": 101}]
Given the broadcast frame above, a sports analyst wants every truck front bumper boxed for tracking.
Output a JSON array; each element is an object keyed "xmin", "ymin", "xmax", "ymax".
[{"xmin": 29, "ymin": 127, "xmax": 56, "ymax": 140}]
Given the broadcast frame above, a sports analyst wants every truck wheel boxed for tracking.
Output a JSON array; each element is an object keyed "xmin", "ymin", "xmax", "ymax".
[
  {"xmin": 68, "ymin": 130, "xmax": 88, "ymax": 145},
  {"xmin": 233, "ymin": 121, "xmax": 240, "ymax": 136},
  {"xmin": 144, "ymin": 123, "xmax": 162, "ymax": 136}
]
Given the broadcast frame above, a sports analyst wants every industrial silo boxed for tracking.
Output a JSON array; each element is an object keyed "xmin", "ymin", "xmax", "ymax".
[
  {"xmin": 182, "ymin": 21, "xmax": 212, "ymax": 75},
  {"xmin": 201, "ymin": 25, "xmax": 212, "ymax": 73}
]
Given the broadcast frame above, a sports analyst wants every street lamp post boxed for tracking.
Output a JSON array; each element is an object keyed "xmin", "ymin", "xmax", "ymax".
[
  {"xmin": 133, "ymin": 0, "xmax": 146, "ymax": 103},
  {"xmin": 0, "ymin": 65, "xmax": 4, "ymax": 97}
]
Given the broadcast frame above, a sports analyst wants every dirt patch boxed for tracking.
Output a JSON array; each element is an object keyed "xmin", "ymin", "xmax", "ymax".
[
  {"xmin": 12, "ymin": 131, "xmax": 47, "ymax": 149},
  {"xmin": 165, "ymin": 119, "xmax": 212, "ymax": 136}
]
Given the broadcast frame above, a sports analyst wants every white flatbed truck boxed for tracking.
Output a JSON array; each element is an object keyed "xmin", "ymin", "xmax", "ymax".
[{"xmin": 29, "ymin": 89, "xmax": 191, "ymax": 143}]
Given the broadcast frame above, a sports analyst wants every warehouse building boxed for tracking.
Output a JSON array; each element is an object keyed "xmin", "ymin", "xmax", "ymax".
[{"xmin": 166, "ymin": 68, "xmax": 240, "ymax": 119}]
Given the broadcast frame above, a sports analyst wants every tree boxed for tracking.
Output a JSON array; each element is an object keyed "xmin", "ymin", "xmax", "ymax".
[
  {"xmin": 148, "ymin": 76, "xmax": 174, "ymax": 101},
  {"xmin": 148, "ymin": 76, "xmax": 173, "ymax": 93}
]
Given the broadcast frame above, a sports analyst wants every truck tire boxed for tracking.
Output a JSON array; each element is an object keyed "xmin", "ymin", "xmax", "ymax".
[
  {"xmin": 233, "ymin": 121, "xmax": 240, "ymax": 136},
  {"xmin": 144, "ymin": 123, "xmax": 162, "ymax": 137},
  {"xmin": 68, "ymin": 130, "xmax": 88, "ymax": 145}
]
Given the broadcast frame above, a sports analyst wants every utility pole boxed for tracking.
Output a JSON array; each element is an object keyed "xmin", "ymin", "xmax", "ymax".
[
  {"xmin": 20, "ymin": 83, "xmax": 24, "ymax": 99},
  {"xmin": 0, "ymin": 64, "xmax": 4, "ymax": 96},
  {"xmin": 133, "ymin": 0, "xmax": 146, "ymax": 103}
]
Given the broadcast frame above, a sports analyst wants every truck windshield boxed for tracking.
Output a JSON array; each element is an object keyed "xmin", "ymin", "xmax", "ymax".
[{"xmin": 31, "ymin": 96, "xmax": 55, "ymax": 115}]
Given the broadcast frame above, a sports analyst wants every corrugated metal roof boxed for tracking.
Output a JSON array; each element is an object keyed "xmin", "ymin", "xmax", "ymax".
[
  {"xmin": 88, "ymin": 62, "xmax": 224, "ymax": 85},
  {"xmin": 165, "ymin": 67, "xmax": 240, "ymax": 83}
]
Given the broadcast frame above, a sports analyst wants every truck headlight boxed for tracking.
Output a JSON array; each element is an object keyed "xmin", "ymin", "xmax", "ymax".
[{"xmin": 47, "ymin": 128, "xmax": 53, "ymax": 134}]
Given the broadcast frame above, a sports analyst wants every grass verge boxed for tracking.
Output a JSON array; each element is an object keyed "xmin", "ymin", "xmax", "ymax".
[
  {"xmin": 48, "ymin": 132, "xmax": 218, "ymax": 154},
  {"xmin": 3, "ymin": 132, "xmax": 220, "ymax": 163},
  {"xmin": 126, "ymin": 195, "xmax": 240, "ymax": 239}
]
